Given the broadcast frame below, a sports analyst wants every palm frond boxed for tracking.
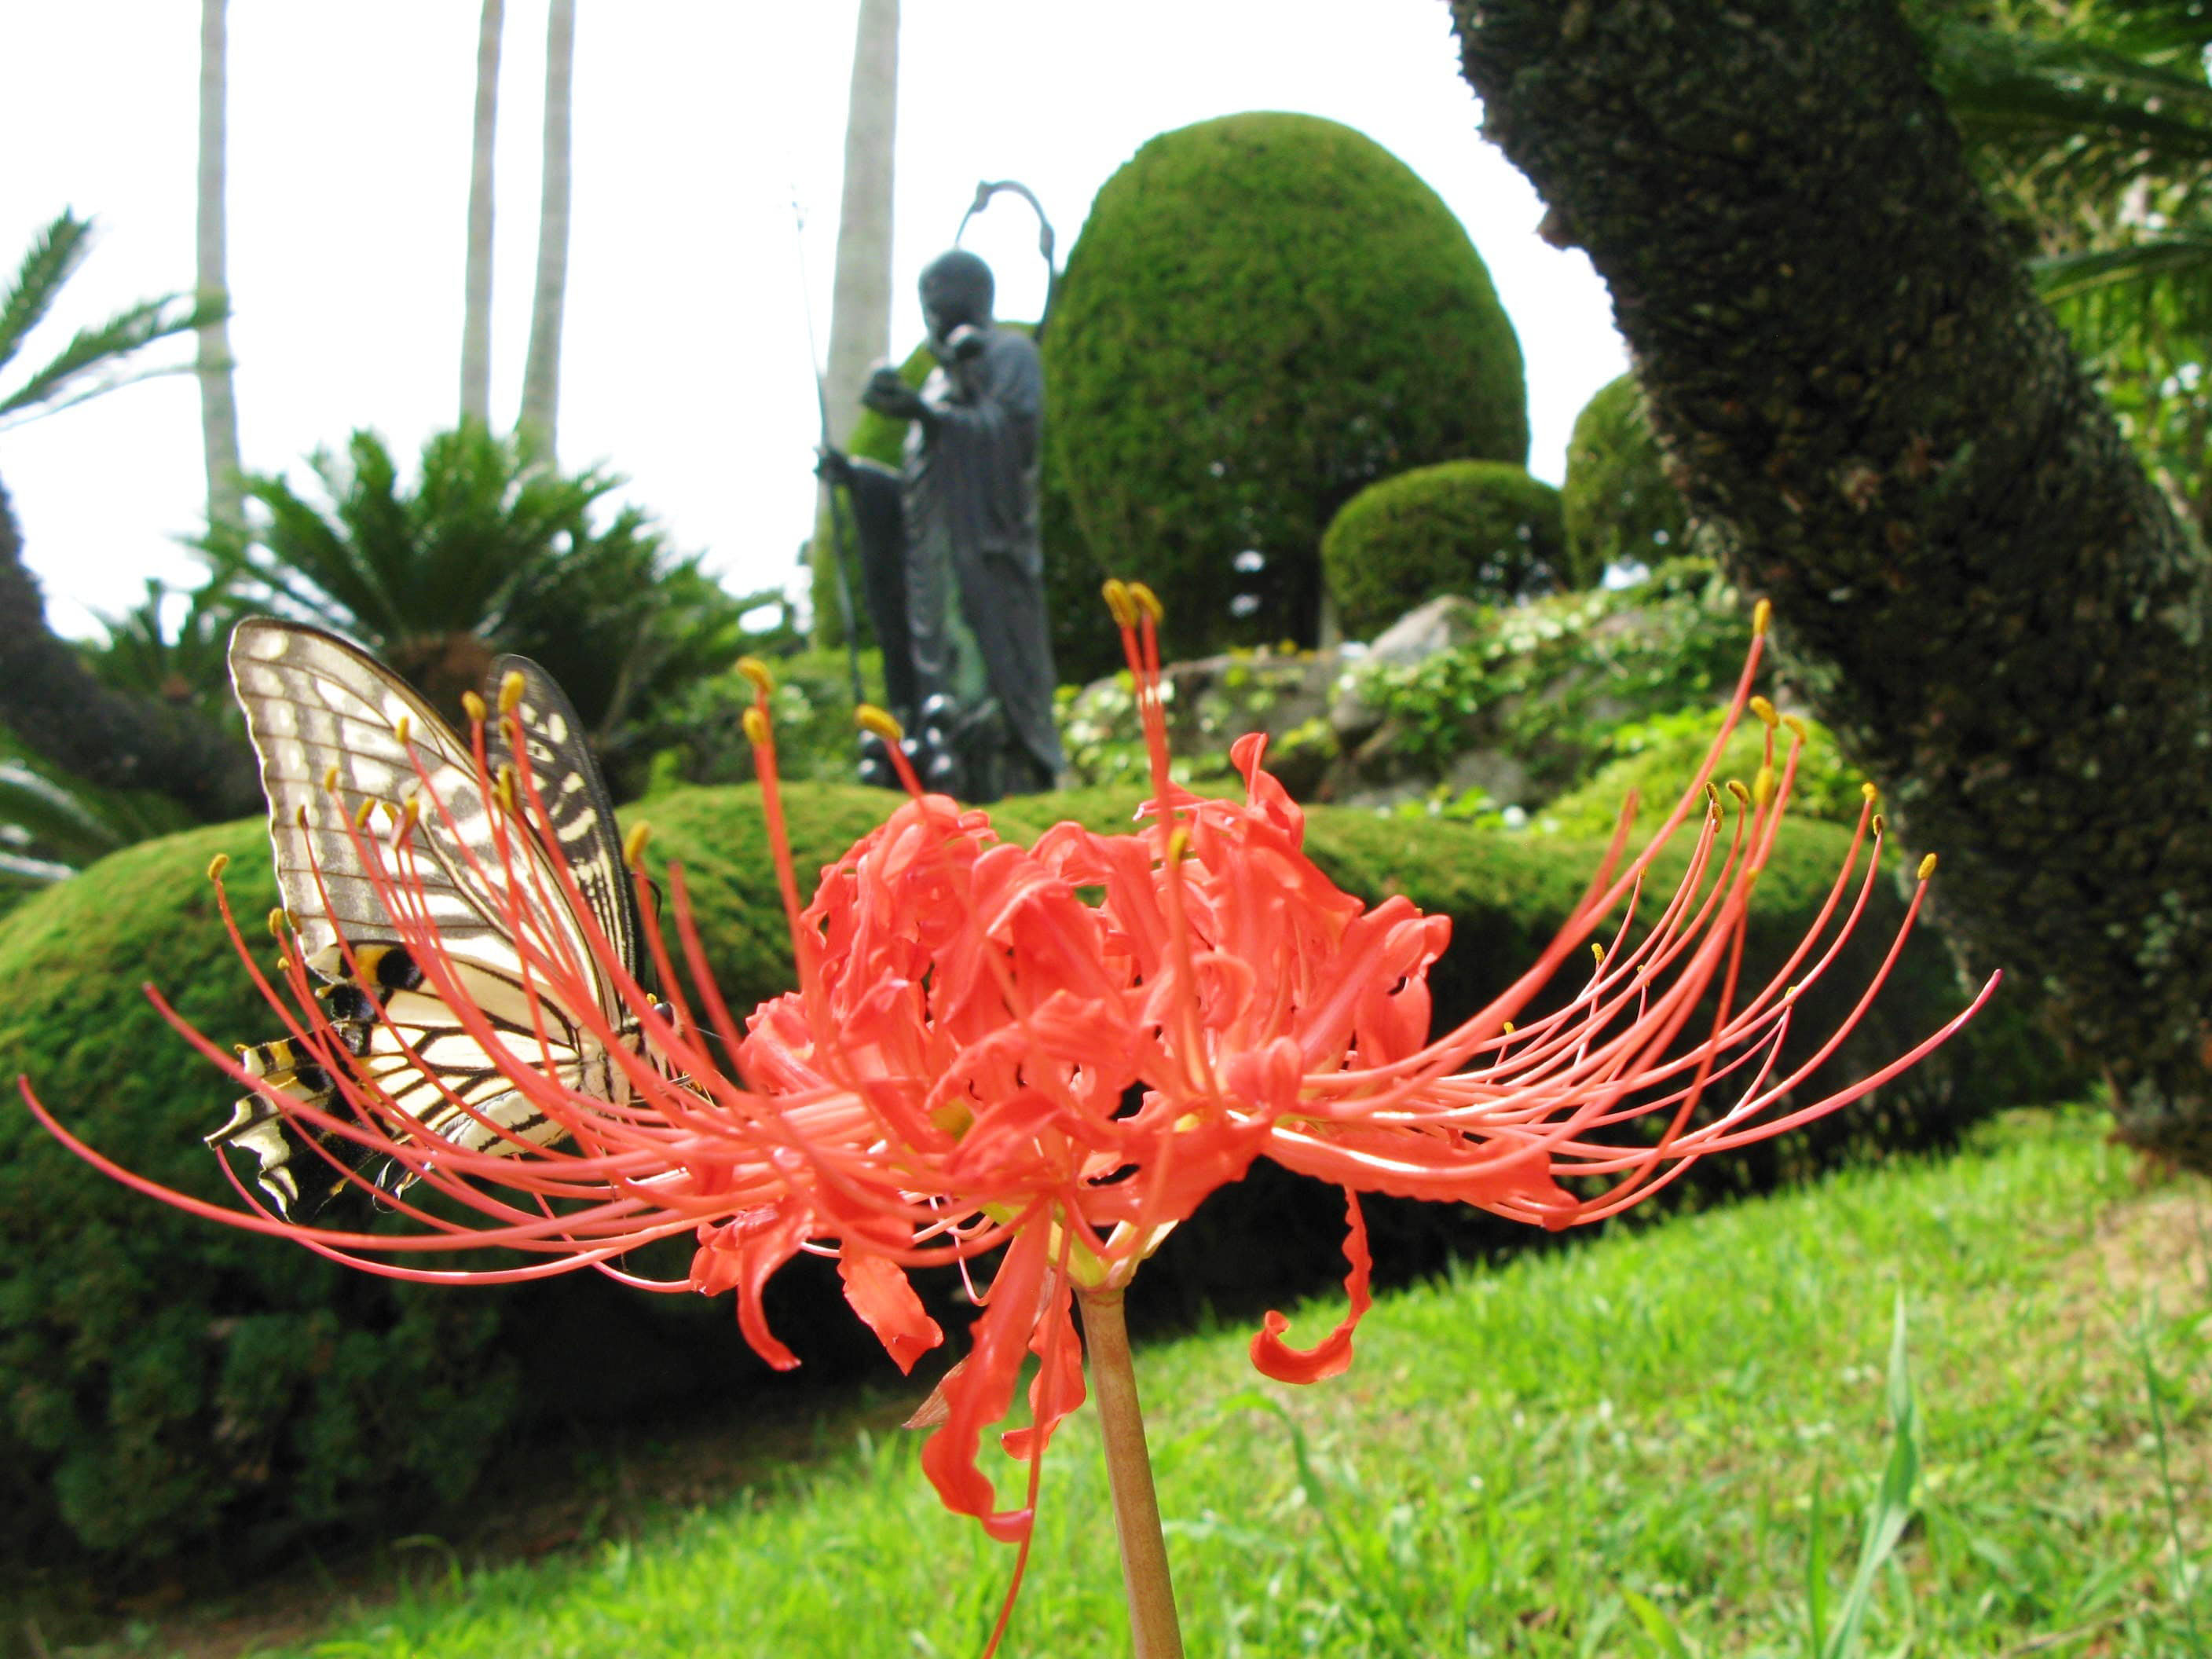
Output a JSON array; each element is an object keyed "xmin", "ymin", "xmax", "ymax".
[
  {"xmin": 0, "ymin": 290, "xmax": 224, "ymax": 425},
  {"xmin": 1931, "ymin": 15, "xmax": 2212, "ymax": 199},
  {"xmin": 0, "ymin": 210, "xmax": 93, "ymax": 375},
  {"xmin": 0, "ymin": 759, "xmax": 126, "ymax": 868}
]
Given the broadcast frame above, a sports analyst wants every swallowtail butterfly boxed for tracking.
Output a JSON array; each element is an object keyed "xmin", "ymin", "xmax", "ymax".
[{"xmin": 209, "ymin": 619, "xmax": 667, "ymax": 1221}]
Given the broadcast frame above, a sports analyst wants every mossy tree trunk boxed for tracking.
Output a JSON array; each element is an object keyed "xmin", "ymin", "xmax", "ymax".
[
  {"xmin": 0, "ymin": 480, "xmax": 258, "ymax": 821},
  {"xmin": 1449, "ymin": 0, "xmax": 2212, "ymax": 1166}
]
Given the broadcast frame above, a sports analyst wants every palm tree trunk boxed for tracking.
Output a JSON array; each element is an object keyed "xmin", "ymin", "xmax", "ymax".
[
  {"xmin": 1449, "ymin": 0, "xmax": 2212, "ymax": 1169},
  {"xmin": 824, "ymin": 0, "xmax": 898, "ymax": 446},
  {"xmin": 196, "ymin": 0, "xmax": 244, "ymax": 532},
  {"xmin": 460, "ymin": 0, "xmax": 504, "ymax": 427},
  {"xmin": 517, "ymin": 0, "xmax": 575, "ymax": 460}
]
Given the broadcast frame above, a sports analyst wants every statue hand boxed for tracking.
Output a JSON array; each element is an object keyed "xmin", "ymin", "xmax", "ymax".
[
  {"xmin": 862, "ymin": 366, "xmax": 928, "ymax": 421},
  {"xmin": 815, "ymin": 445, "xmax": 855, "ymax": 488}
]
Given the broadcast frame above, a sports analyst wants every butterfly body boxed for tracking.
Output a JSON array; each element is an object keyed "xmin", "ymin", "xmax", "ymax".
[{"xmin": 210, "ymin": 620, "xmax": 665, "ymax": 1221}]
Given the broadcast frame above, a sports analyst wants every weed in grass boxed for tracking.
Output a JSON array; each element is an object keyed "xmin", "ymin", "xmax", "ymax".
[{"xmin": 2137, "ymin": 1300, "xmax": 2209, "ymax": 1658}]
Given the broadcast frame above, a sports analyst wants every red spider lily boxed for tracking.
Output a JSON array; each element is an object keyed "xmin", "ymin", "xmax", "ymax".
[{"xmin": 22, "ymin": 584, "xmax": 1995, "ymax": 1570}]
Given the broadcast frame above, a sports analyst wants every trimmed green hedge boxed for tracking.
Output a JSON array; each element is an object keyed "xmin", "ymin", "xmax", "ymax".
[
  {"xmin": 1046, "ymin": 112, "xmax": 1529, "ymax": 659},
  {"xmin": 1562, "ymin": 373, "xmax": 1692, "ymax": 577},
  {"xmin": 1322, "ymin": 460, "xmax": 1573, "ymax": 640},
  {"xmin": 0, "ymin": 781, "xmax": 2075, "ymax": 1570}
]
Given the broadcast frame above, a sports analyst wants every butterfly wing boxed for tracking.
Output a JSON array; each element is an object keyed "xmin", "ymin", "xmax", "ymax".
[
  {"xmin": 483, "ymin": 652, "xmax": 643, "ymax": 1002},
  {"xmin": 214, "ymin": 620, "xmax": 639, "ymax": 1220}
]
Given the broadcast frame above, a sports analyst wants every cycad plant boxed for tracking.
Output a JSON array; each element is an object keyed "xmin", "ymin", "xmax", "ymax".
[
  {"xmin": 1927, "ymin": 0, "xmax": 2212, "ymax": 528},
  {"xmin": 198, "ymin": 421, "xmax": 745, "ymax": 789}
]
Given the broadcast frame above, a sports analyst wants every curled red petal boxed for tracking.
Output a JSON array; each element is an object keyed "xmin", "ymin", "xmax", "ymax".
[
  {"xmin": 919, "ymin": 1222, "xmax": 1051, "ymax": 1542},
  {"xmin": 690, "ymin": 1208, "xmax": 806, "ymax": 1371},
  {"xmin": 1002, "ymin": 1269, "xmax": 1084, "ymax": 1460},
  {"xmin": 1249, "ymin": 1188, "xmax": 1372, "ymax": 1384},
  {"xmin": 839, "ymin": 1250, "xmax": 944, "ymax": 1375}
]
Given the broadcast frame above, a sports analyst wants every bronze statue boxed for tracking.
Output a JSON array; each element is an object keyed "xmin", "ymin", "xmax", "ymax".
[{"xmin": 819, "ymin": 251, "xmax": 1063, "ymax": 799}]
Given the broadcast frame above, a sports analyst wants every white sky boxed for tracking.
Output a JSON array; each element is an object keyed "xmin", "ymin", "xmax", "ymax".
[{"xmin": 0, "ymin": 1, "xmax": 1624, "ymax": 642}]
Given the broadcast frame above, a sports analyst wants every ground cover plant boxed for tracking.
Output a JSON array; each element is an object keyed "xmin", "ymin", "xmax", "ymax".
[{"xmin": 51, "ymin": 1106, "xmax": 2207, "ymax": 1657}]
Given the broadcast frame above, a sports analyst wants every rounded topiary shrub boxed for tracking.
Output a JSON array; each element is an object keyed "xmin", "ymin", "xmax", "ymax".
[
  {"xmin": 1321, "ymin": 460, "xmax": 1569, "ymax": 640},
  {"xmin": 1046, "ymin": 112, "xmax": 1529, "ymax": 659},
  {"xmin": 1562, "ymin": 374, "xmax": 1690, "ymax": 577}
]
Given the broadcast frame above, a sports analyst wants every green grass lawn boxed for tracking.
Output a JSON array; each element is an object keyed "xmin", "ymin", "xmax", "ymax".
[{"xmin": 70, "ymin": 1107, "xmax": 2211, "ymax": 1657}]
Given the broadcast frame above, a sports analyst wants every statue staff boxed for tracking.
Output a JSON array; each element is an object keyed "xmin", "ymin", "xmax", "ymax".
[{"xmin": 790, "ymin": 192, "xmax": 868, "ymax": 709}]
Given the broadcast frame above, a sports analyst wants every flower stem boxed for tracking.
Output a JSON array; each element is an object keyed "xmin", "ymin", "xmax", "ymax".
[{"xmin": 1077, "ymin": 1286, "xmax": 1185, "ymax": 1658}]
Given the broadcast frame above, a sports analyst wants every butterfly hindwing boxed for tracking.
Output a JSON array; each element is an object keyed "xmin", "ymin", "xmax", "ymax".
[
  {"xmin": 485, "ymin": 654, "xmax": 643, "ymax": 1004},
  {"xmin": 213, "ymin": 620, "xmax": 645, "ymax": 1221}
]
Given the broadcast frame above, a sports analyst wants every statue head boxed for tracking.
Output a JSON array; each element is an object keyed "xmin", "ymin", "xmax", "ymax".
[{"xmin": 920, "ymin": 250, "xmax": 994, "ymax": 341}]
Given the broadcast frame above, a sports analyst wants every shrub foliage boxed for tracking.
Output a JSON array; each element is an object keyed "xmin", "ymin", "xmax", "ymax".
[
  {"xmin": 1561, "ymin": 373, "xmax": 1692, "ymax": 577},
  {"xmin": 1322, "ymin": 460, "xmax": 1571, "ymax": 639},
  {"xmin": 1046, "ymin": 112, "xmax": 1529, "ymax": 659}
]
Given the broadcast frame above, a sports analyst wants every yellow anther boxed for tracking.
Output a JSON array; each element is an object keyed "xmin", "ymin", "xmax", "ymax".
[
  {"xmin": 1861, "ymin": 782, "xmax": 1879, "ymax": 803},
  {"xmin": 1591, "ymin": 943, "xmax": 1605, "ymax": 968},
  {"xmin": 1753, "ymin": 597, "xmax": 1772, "ymax": 636},
  {"xmin": 1166, "ymin": 826, "xmax": 1191, "ymax": 862},
  {"xmin": 266, "ymin": 906, "xmax": 287, "ymax": 939},
  {"xmin": 1754, "ymin": 766, "xmax": 1775, "ymax": 809},
  {"xmin": 207, "ymin": 853, "xmax": 230, "ymax": 882},
  {"xmin": 276, "ymin": 955, "xmax": 291, "ymax": 975},
  {"xmin": 401, "ymin": 793, "xmax": 423, "ymax": 832},
  {"xmin": 499, "ymin": 670, "xmax": 526, "ymax": 715},
  {"xmin": 1781, "ymin": 714, "xmax": 1807, "ymax": 742},
  {"xmin": 1784, "ymin": 982, "xmax": 1801, "ymax": 1003},
  {"xmin": 321, "ymin": 764, "xmax": 340, "ymax": 792},
  {"xmin": 1871, "ymin": 812, "xmax": 1887, "ymax": 835},
  {"xmin": 1501, "ymin": 1020, "xmax": 1515, "ymax": 1036},
  {"xmin": 622, "ymin": 821, "xmax": 653, "ymax": 868},
  {"xmin": 461, "ymin": 689, "xmax": 487, "ymax": 724},
  {"xmin": 735, "ymin": 656, "xmax": 775, "ymax": 695},
  {"xmin": 1127, "ymin": 582, "xmax": 1164, "ymax": 623},
  {"xmin": 1917, "ymin": 852, "xmax": 1938, "ymax": 881},
  {"xmin": 1101, "ymin": 579, "xmax": 1135, "ymax": 628},
  {"xmin": 1725, "ymin": 779, "xmax": 1751, "ymax": 807},
  {"xmin": 295, "ymin": 804, "xmax": 310, "ymax": 829},
  {"xmin": 354, "ymin": 798, "xmax": 375, "ymax": 830},
  {"xmin": 742, "ymin": 707, "xmax": 771, "ymax": 748},
  {"xmin": 1749, "ymin": 695, "xmax": 1778, "ymax": 729},
  {"xmin": 855, "ymin": 703, "xmax": 904, "ymax": 743},
  {"xmin": 1704, "ymin": 782, "xmax": 1722, "ymax": 813},
  {"xmin": 495, "ymin": 764, "xmax": 518, "ymax": 814},
  {"xmin": 393, "ymin": 714, "xmax": 411, "ymax": 746}
]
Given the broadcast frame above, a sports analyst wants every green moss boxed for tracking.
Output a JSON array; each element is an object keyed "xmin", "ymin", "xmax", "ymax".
[
  {"xmin": 1046, "ymin": 112, "xmax": 1529, "ymax": 659},
  {"xmin": 1322, "ymin": 460, "xmax": 1572, "ymax": 639},
  {"xmin": 1561, "ymin": 373, "xmax": 1692, "ymax": 576}
]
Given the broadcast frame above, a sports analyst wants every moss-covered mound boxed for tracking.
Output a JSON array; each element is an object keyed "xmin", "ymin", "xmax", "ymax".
[
  {"xmin": 1562, "ymin": 373, "xmax": 1692, "ymax": 577},
  {"xmin": 0, "ymin": 781, "xmax": 2072, "ymax": 1570},
  {"xmin": 1046, "ymin": 112, "xmax": 1528, "ymax": 659},
  {"xmin": 1322, "ymin": 461, "xmax": 1572, "ymax": 640}
]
